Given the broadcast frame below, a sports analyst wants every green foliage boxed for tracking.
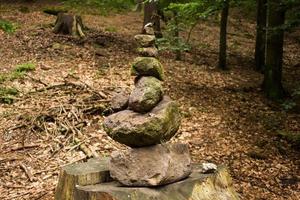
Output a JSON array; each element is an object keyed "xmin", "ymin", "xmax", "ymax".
[
  {"xmin": 277, "ymin": 130, "xmax": 300, "ymax": 149},
  {"xmin": 105, "ymin": 26, "xmax": 118, "ymax": 32},
  {"xmin": 0, "ymin": 62, "xmax": 36, "ymax": 83},
  {"xmin": 0, "ymin": 19, "xmax": 16, "ymax": 33},
  {"xmin": 62, "ymin": 0, "xmax": 135, "ymax": 14},
  {"xmin": 0, "ymin": 87, "xmax": 19, "ymax": 104}
]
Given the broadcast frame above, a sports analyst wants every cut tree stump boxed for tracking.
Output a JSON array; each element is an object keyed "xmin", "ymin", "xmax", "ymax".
[
  {"xmin": 53, "ymin": 13, "xmax": 85, "ymax": 38},
  {"xmin": 55, "ymin": 157, "xmax": 240, "ymax": 200},
  {"xmin": 54, "ymin": 158, "xmax": 111, "ymax": 200}
]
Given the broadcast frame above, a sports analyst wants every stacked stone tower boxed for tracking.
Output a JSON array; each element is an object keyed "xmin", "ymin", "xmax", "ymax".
[
  {"xmin": 103, "ymin": 32, "xmax": 192, "ymax": 186},
  {"xmin": 54, "ymin": 30, "xmax": 240, "ymax": 200}
]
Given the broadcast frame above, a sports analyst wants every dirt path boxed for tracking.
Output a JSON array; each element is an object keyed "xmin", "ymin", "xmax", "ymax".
[{"xmin": 0, "ymin": 2, "xmax": 299, "ymax": 200}]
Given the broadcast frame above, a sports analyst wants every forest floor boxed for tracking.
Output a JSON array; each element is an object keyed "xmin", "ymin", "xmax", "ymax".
[{"xmin": 0, "ymin": 1, "xmax": 300, "ymax": 200}]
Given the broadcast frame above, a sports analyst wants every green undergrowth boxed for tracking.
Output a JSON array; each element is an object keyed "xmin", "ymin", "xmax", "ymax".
[
  {"xmin": 0, "ymin": 87, "xmax": 19, "ymax": 104},
  {"xmin": 277, "ymin": 130, "xmax": 300, "ymax": 150},
  {"xmin": 0, "ymin": 62, "xmax": 35, "ymax": 104},
  {"xmin": 0, "ymin": 62, "xmax": 36, "ymax": 83},
  {"xmin": 0, "ymin": 19, "xmax": 17, "ymax": 33},
  {"xmin": 60, "ymin": 0, "xmax": 135, "ymax": 15}
]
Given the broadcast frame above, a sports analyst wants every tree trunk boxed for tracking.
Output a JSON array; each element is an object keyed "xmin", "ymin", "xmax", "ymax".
[
  {"xmin": 173, "ymin": 11, "xmax": 181, "ymax": 60},
  {"xmin": 53, "ymin": 13, "xmax": 85, "ymax": 38},
  {"xmin": 134, "ymin": 0, "xmax": 143, "ymax": 12},
  {"xmin": 142, "ymin": 1, "xmax": 162, "ymax": 38},
  {"xmin": 263, "ymin": 0, "xmax": 286, "ymax": 100},
  {"xmin": 255, "ymin": 0, "xmax": 267, "ymax": 72},
  {"xmin": 218, "ymin": 0, "xmax": 230, "ymax": 70}
]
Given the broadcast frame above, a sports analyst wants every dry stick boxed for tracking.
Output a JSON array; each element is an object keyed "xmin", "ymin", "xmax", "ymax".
[
  {"xmin": 74, "ymin": 138, "xmax": 93, "ymax": 158},
  {"xmin": 8, "ymin": 144, "xmax": 40, "ymax": 152},
  {"xmin": 19, "ymin": 163, "xmax": 34, "ymax": 182},
  {"xmin": 25, "ymin": 74, "xmax": 48, "ymax": 87}
]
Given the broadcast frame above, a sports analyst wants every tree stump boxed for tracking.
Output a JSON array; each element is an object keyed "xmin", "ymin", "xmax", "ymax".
[
  {"xmin": 53, "ymin": 13, "xmax": 85, "ymax": 38},
  {"xmin": 55, "ymin": 157, "xmax": 240, "ymax": 200},
  {"xmin": 54, "ymin": 158, "xmax": 111, "ymax": 200}
]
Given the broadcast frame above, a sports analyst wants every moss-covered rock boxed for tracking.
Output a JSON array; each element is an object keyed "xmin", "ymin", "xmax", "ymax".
[
  {"xmin": 131, "ymin": 57, "xmax": 164, "ymax": 81},
  {"xmin": 103, "ymin": 96, "xmax": 181, "ymax": 147},
  {"xmin": 137, "ymin": 47, "xmax": 158, "ymax": 57},
  {"xmin": 129, "ymin": 76, "xmax": 163, "ymax": 113},
  {"xmin": 134, "ymin": 34, "xmax": 156, "ymax": 47}
]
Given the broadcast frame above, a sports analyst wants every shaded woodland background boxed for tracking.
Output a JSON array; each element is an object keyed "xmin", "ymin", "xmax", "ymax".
[{"xmin": 0, "ymin": 0, "xmax": 299, "ymax": 199}]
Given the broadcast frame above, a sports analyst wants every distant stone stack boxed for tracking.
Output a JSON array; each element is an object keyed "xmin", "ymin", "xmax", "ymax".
[{"xmin": 103, "ymin": 32, "xmax": 192, "ymax": 187}]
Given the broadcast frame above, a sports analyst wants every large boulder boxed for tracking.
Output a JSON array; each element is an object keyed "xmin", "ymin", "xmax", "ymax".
[
  {"xmin": 131, "ymin": 57, "xmax": 164, "ymax": 81},
  {"xmin": 109, "ymin": 143, "xmax": 192, "ymax": 186},
  {"xmin": 134, "ymin": 34, "xmax": 156, "ymax": 47},
  {"xmin": 129, "ymin": 77, "xmax": 163, "ymax": 113},
  {"xmin": 103, "ymin": 96, "xmax": 181, "ymax": 147},
  {"xmin": 137, "ymin": 47, "xmax": 158, "ymax": 58}
]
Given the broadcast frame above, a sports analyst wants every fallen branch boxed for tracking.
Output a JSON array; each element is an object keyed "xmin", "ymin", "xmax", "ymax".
[
  {"xmin": 8, "ymin": 144, "xmax": 40, "ymax": 152},
  {"xmin": 20, "ymin": 163, "xmax": 35, "ymax": 182}
]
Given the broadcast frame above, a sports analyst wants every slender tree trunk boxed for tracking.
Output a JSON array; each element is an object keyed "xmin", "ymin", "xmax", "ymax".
[
  {"xmin": 142, "ymin": 0, "xmax": 162, "ymax": 38},
  {"xmin": 134, "ymin": 0, "xmax": 143, "ymax": 12},
  {"xmin": 173, "ymin": 11, "xmax": 181, "ymax": 60},
  {"xmin": 255, "ymin": 0, "xmax": 267, "ymax": 72},
  {"xmin": 263, "ymin": 0, "xmax": 286, "ymax": 100},
  {"xmin": 218, "ymin": 0, "xmax": 229, "ymax": 70}
]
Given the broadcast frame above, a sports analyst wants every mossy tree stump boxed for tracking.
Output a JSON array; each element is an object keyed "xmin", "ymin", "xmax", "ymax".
[
  {"xmin": 55, "ymin": 158, "xmax": 240, "ymax": 200},
  {"xmin": 54, "ymin": 158, "xmax": 110, "ymax": 200},
  {"xmin": 53, "ymin": 13, "xmax": 85, "ymax": 38}
]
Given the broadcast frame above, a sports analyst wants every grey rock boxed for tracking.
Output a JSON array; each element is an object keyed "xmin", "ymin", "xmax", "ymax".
[
  {"xmin": 109, "ymin": 143, "xmax": 192, "ymax": 186},
  {"xmin": 137, "ymin": 47, "xmax": 158, "ymax": 57},
  {"xmin": 110, "ymin": 89, "xmax": 130, "ymax": 112},
  {"xmin": 103, "ymin": 96, "xmax": 181, "ymax": 147},
  {"xmin": 134, "ymin": 34, "xmax": 155, "ymax": 47},
  {"xmin": 129, "ymin": 76, "xmax": 163, "ymax": 113},
  {"xmin": 131, "ymin": 57, "xmax": 164, "ymax": 81}
]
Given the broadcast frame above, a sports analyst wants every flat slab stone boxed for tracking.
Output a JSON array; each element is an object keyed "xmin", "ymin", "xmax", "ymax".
[
  {"xmin": 109, "ymin": 143, "xmax": 192, "ymax": 187},
  {"xmin": 75, "ymin": 165, "xmax": 240, "ymax": 200}
]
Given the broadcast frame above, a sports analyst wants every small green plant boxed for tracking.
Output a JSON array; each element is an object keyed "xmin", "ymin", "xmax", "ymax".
[
  {"xmin": 0, "ymin": 19, "xmax": 16, "ymax": 33},
  {"xmin": 282, "ymin": 100, "xmax": 297, "ymax": 111},
  {"xmin": 0, "ymin": 87, "xmax": 19, "ymax": 104},
  {"xmin": 10, "ymin": 62, "xmax": 36, "ymax": 80},
  {"xmin": 0, "ymin": 62, "xmax": 36, "ymax": 83},
  {"xmin": 105, "ymin": 26, "xmax": 118, "ymax": 33},
  {"xmin": 277, "ymin": 130, "xmax": 300, "ymax": 149}
]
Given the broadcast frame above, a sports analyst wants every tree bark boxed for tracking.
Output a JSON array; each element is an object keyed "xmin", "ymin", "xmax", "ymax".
[
  {"xmin": 134, "ymin": 0, "xmax": 143, "ymax": 12},
  {"xmin": 142, "ymin": 1, "xmax": 162, "ymax": 38},
  {"xmin": 173, "ymin": 11, "xmax": 181, "ymax": 60},
  {"xmin": 263, "ymin": 0, "xmax": 286, "ymax": 100},
  {"xmin": 218, "ymin": 0, "xmax": 230, "ymax": 70},
  {"xmin": 53, "ymin": 13, "xmax": 85, "ymax": 38},
  {"xmin": 255, "ymin": 0, "xmax": 267, "ymax": 72}
]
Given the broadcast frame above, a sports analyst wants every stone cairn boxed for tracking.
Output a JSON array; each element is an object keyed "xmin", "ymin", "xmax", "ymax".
[
  {"xmin": 103, "ymin": 32, "xmax": 192, "ymax": 187},
  {"xmin": 54, "ymin": 28, "xmax": 240, "ymax": 200}
]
